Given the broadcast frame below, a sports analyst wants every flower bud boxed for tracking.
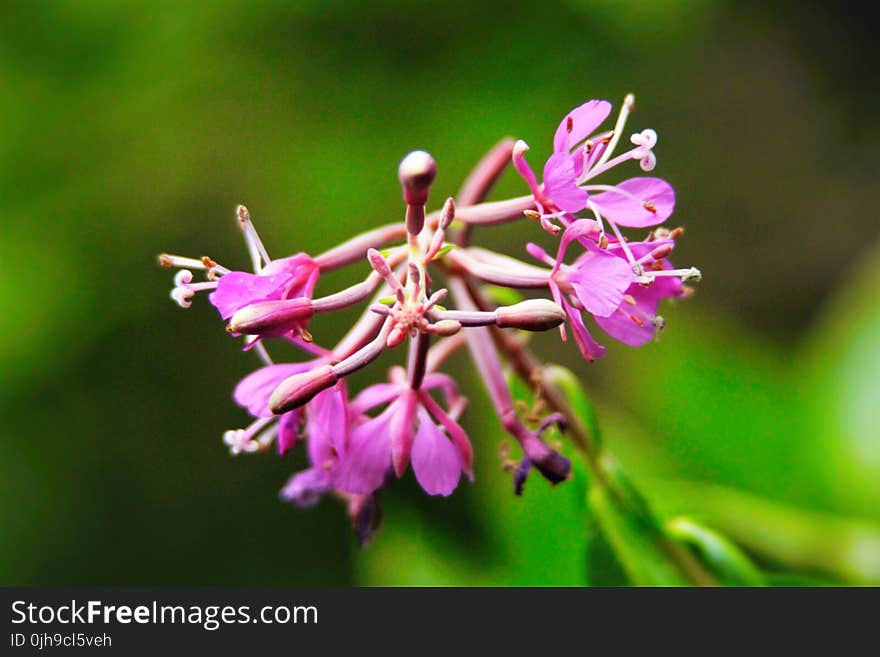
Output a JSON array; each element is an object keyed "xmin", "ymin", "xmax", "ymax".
[
  {"xmin": 427, "ymin": 319, "xmax": 462, "ymax": 336},
  {"xmin": 269, "ymin": 365, "xmax": 338, "ymax": 414},
  {"xmin": 228, "ymin": 298, "xmax": 314, "ymax": 336},
  {"xmin": 521, "ymin": 433, "xmax": 571, "ymax": 485},
  {"xmin": 494, "ymin": 299, "xmax": 566, "ymax": 332},
  {"xmin": 398, "ymin": 150, "xmax": 436, "ymax": 206}
]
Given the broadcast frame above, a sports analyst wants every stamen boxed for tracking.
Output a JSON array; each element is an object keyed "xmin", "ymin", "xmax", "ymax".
[
  {"xmin": 158, "ymin": 254, "xmax": 206, "ymax": 270},
  {"xmin": 594, "ymin": 93, "xmax": 635, "ymax": 171},
  {"xmin": 236, "ymin": 205, "xmax": 271, "ymax": 273},
  {"xmin": 589, "ymin": 201, "xmax": 639, "ymax": 274},
  {"xmin": 252, "ymin": 340, "xmax": 274, "ymax": 366},
  {"xmin": 222, "ymin": 416, "xmax": 274, "ymax": 455}
]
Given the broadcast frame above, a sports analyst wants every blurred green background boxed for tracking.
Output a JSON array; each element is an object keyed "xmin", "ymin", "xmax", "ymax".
[{"xmin": 2, "ymin": 0, "xmax": 879, "ymax": 585}]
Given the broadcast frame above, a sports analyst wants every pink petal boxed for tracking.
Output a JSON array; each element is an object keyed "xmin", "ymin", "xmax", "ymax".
[
  {"xmin": 411, "ymin": 409, "xmax": 462, "ymax": 496},
  {"xmin": 277, "ymin": 409, "xmax": 303, "ymax": 455},
  {"xmin": 595, "ymin": 285, "xmax": 659, "ymax": 346},
  {"xmin": 351, "ymin": 383, "xmax": 401, "ymax": 414},
  {"xmin": 419, "ymin": 391, "xmax": 473, "ymax": 478},
  {"xmin": 590, "ymin": 177, "xmax": 675, "ymax": 228},
  {"xmin": 420, "ymin": 373, "xmax": 460, "ymax": 407},
  {"xmin": 561, "ymin": 297, "xmax": 606, "ymax": 361},
  {"xmin": 264, "ymin": 253, "xmax": 320, "ymax": 300},
  {"xmin": 564, "ymin": 241, "xmax": 633, "ymax": 318},
  {"xmin": 209, "ymin": 270, "xmax": 296, "ymax": 320},
  {"xmin": 280, "ymin": 468, "xmax": 331, "ymax": 508},
  {"xmin": 332, "ymin": 407, "xmax": 393, "ymax": 495},
  {"xmin": 542, "ymin": 152, "xmax": 588, "ymax": 213},
  {"xmin": 512, "ymin": 142, "xmax": 541, "ymax": 198},
  {"xmin": 233, "ymin": 363, "xmax": 312, "ymax": 417},
  {"xmin": 390, "ymin": 390, "xmax": 417, "ymax": 477},
  {"xmin": 306, "ymin": 383, "xmax": 349, "ymax": 458},
  {"xmin": 553, "ymin": 100, "xmax": 612, "ymax": 153}
]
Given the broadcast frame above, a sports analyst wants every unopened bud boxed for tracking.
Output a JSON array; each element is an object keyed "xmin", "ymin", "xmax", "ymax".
[
  {"xmin": 269, "ymin": 365, "xmax": 338, "ymax": 414},
  {"xmin": 495, "ymin": 299, "xmax": 566, "ymax": 332},
  {"xmin": 522, "ymin": 433, "xmax": 571, "ymax": 485},
  {"xmin": 439, "ymin": 197, "xmax": 456, "ymax": 229},
  {"xmin": 398, "ymin": 150, "xmax": 436, "ymax": 206},
  {"xmin": 229, "ymin": 298, "xmax": 314, "ymax": 336},
  {"xmin": 427, "ymin": 319, "xmax": 462, "ymax": 336}
]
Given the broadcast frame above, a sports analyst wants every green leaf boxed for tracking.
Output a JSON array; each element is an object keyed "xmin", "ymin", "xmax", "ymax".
[
  {"xmin": 433, "ymin": 243, "xmax": 457, "ymax": 258},
  {"xmin": 666, "ymin": 516, "xmax": 765, "ymax": 586},
  {"xmin": 588, "ymin": 483, "xmax": 692, "ymax": 586}
]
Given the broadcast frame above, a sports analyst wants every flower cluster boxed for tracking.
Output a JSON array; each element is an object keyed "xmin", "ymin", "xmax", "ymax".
[{"xmin": 158, "ymin": 95, "xmax": 699, "ymax": 542}]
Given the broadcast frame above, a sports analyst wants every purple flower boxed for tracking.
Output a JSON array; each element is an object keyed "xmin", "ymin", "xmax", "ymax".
[
  {"xmin": 209, "ymin": 253, "xmax": 319, "ymax": 329},
  {"xmin": 225, "ymin": 353, "xmax": 347, "ymax": 459},
  {"xmin": 280, "ymin": 382, "xmax": 351, "ymax": 507},
  {"xmin": 333, "ymin": 373, "xmax": 473, "ymax": 497},
  {"xmin": 513, "ymin": 96, "xmax": 675, "ymax": 235},
  {"xmin": 161, "ymin": 205, "xmax": 320, "ymax": 342},
  {"xmin": 529, "ymin": 221, "xmax": 698, "ymax": 360}
]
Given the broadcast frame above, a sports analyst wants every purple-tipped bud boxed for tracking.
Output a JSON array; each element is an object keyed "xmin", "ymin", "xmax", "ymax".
[
  {"xmin": 348, "ymin": 494, "xmax": 383, "ymax": 547},
  {"xmin": 398, "ymin": 150, "xmax": 436, "ymax": 206},
  {"xmin": 228, "ymin": 298, "xmax": 314, "ymax": 336},
  {"xmin": 269, "ymin": 364, "xmax": 338, "ymax": 414},
  {"xmin": 495, "ymin": 299, "xmax": 566, "ymax": 331},
  {"xmin": 521, "ymin": 433, "xmax": 571, "ymax": 485}
]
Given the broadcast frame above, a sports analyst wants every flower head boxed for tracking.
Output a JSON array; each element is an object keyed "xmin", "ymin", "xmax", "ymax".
[
  {"xmin": 514, "ymin": 96, "xmax": 674, "ymax": 236},
  {"xmin": 333, "ymin": 369, "xmax": 473, "ymax": 497},
  {"xmin": 159, "ymin": 205, "xmax": 319, "ymax": 345}
]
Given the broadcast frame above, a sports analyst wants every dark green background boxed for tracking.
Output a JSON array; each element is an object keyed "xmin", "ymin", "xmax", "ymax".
[{"xmin": 2, "ymin": 0, "xmax": 878, "ymax": 585}]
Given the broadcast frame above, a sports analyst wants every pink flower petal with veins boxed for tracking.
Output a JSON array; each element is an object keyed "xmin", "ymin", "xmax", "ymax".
[
  {"xmin": 411, "ymin": 409, "xmax": 462, "ymax": 496},
  {"xmin": 277, "ymin": 409, "xmax": 303, "ymax": 455},
  {"xmin": 307, "ymin": 383, "xmax": 349, "ymax": 458},
  {"xmin": 565, "ymin": 241, "xmax": 633, "ymax": 318},
  {"xmin": 542, "ymin": 152, "xmax": 589, "ymax": 213},
  {"xmin": 590, "ymin": 177, "xmax": 675, "ymax": 228},
  {"xmin": 561, "ymin": 297, "xmax": 606, "ymax": 361},
  {"xmin": 595, "ymin": 285, "xmax": 659, "ymax": 346},
  {"xmin": 210, "ymin": 271, "xmax": 298, "ymax": 320},
  {"xmin": 553, "ymin": 100, "xmax": 612, "ymax": 153},
  {"xmin": 233, "ymin": 363, "xmax": 312, "ymax": 417},
  {"xmin": 332, "ymin": 407, "xmax": 394, "ymax": 495},
  {"xmin": 350, "ymin": 383, "xmax": 400, "ymax": 414}
]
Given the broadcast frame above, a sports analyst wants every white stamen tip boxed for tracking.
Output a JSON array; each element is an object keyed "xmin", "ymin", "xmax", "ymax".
[
  {"xmin": 684, "ymin": 267, "xmax": 702, "ymax": 283},
  {"xmin": 170, "ymin": 286, "xmax": 193, "ymax": 308}
]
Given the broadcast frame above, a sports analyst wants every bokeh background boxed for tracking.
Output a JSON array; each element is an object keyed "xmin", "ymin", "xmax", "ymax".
[{"xmin": 2, "ymin": 0, "xmax": 878, "ymax": 585}]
